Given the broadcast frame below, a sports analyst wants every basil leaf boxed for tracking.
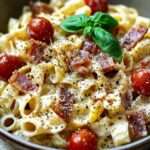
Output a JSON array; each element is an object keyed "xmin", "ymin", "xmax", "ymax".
[
  {"xmin": 60, "ymin": 14, "xmax": 89, "ymax": 33},
  {"xmin": 90, "ymin": 12, "xmax": 118, "ymax": 30},
  {"xmin": 83, "ymin": 26, "xmax": 93, "ymax": 36},
  {"xmin": 92, "ymin": 27, "xmax": 122, "ymax": 61}
]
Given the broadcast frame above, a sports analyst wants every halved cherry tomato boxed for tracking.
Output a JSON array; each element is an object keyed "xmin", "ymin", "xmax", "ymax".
[
  {"xmin": 131, "ymin": 69, "xmax": 150, "ymax": 96},
  {"xmin": 0, "ymin": 55, "xmax": 25, "ymax": 81},
  {"xmin": 68, "ymin": 128, "xmax": 97, "ymax": 150},
  {"xmin": 84, "ymin": 0, "xmax": 108, "ymax": 14},
  {"xmin": 27, "ymin": 17, "xmax": 54, "ymax": 44}
]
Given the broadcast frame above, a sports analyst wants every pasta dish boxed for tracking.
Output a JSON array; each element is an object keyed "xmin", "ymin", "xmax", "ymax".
[{"xmin": 0, "ymin": 0, "xmax": 150, "ymax": 150}]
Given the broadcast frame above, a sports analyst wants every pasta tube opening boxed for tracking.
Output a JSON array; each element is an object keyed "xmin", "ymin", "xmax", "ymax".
[
  {"xmin": 23, "ymin": 96, "xmax": 39, "ymax": 116},
  {"xmin": 1, "ymin": 114, "xmax": 18, "ymax": 131},
  {"xmin": 3, "ymin": 118, "xmax": 14, "ymax": 127},
  {"xmin": 23, "ymin": 122, "xmax": 36, "ymax": 132}
]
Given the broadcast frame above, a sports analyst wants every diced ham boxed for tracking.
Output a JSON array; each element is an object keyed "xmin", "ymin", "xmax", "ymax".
[
  {"xmin": 98, "ymin": 53, "xmax": 116, "ymax": 74},
  {"xmin": 54, "ymin": 87, "xmax": 74, "ymax": 122},
  {"xmin": 9, "ymin": 72, "xmax": 37, "ymax": 94},
  {"xmin": 126, "ymin": 111, "xmax": 147, "ymax": 140},
  {"xmin": 27, "ymin": 39, "xmax": 47, "ymax": 64},
  {"xmin": 121, "ymin": 26, "xmax": 148, "ymax": 51},
  {"xmin": 30, "ymin": 1, "xmax": 53, "ymax": 16}
]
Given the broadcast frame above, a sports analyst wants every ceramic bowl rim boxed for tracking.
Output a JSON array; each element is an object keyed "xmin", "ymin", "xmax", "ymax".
[{"xmin": 1, "ymin": 128, "xmax": 150, "ymax": 150}]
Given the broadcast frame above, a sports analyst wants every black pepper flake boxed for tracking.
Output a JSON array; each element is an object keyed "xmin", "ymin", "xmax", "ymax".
[
  {"xmin": 116, "ymin": 80, "xmax": 119, "ymax": 85},
  {"xmin": 86, "ymin": 105, "xmax": 89, "ymax": 109}
]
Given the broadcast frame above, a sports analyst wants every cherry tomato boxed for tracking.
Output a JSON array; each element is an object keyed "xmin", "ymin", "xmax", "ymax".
[
  {"xmin": 131, "ymin": 69, "xmax": 150, "ymax": 96},
  {"xmin": 27, "ymin": 17, "xmax": 54, "ymax": 44},
  {"xmin": 0, "ymin": 55, "xmax": 25, "ymax": 81},
  {"xmin": 68, "ymin": 128, "xmax": 97, "ymax": 150},
  {"xmin": 84, "ymin": 0, "xmax": 108, "ymax": 14}
]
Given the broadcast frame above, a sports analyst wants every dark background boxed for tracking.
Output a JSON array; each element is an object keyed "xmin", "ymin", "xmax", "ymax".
[{"xmin": 0, "ymin": 0, "xmax": 149, "ymax": 32}]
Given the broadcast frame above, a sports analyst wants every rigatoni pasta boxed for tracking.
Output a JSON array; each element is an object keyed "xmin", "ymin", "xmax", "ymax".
[
  {"xmin": 21, "ymin": 109, "xmax": 66, "ymax": 136},
  {"xmin": 1, "ymin": 114, "xmax": 19, "ymax": 131},
  {"xmin": 0, "ymin": 0, "xmax": 150, "ymax": 150}
]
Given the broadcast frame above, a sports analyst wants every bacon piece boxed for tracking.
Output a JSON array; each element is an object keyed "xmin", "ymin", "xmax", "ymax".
[
  {"xmin": 27, "ymin": 39, "xmax": 47, "ymax": 64},
  {"xmin": 30, "ymin": 1, "xmax": 53, "ymax": 16},
  {"xmin": 141, "ymin": 58, "xmax": 150, "ymax": 69},
  {"xmin": 54, "ymin": 87, "xmax": 74, "ymax": 122},
  {"xmin": 122, "ymin": 90, "xmax": 133, "ymax": 110},
  {"xmin": 122, "ymin": 90, "xmax": 138, "ymax": 110},
  {"xmin": 82, "ymin": 38, "xmax": 100, "ymax": 55},
  {"xmin": 9, "ymin": 72, "xmax": 37, "ymax": 94},
  {"xmin": 70, "ymin": 50, "xmax": 91, "ymax": 77},
  {"xmin": 80, "ymin": 50, "xmax": 91, "ymax": 59},
  {"xmin": 98, "ymin": 53, "xmax": 116, "ymax": 75},
  {"xmin": 126, "ymin": 111, "xmax": 147, "ymax": 140},
  {"xmin": 121, "ymin": 26, "xmax": 148, "ymax": 51},
  {"xmin": 70, "ymin": 38, "xmax": 100, "ymax": 76}
]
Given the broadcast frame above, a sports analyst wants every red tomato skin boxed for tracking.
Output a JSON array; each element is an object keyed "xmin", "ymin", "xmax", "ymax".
[
  {"xmin": 27, "ymin": 17, "xmax": 54, "ymax": 44},
  {"xmin": 131, "ymin": 69, "xmax": 150, "ymax": 96},
  {"xmin": 68, "ymin": 128, "xmax": 97, "ymax": 150},
  {"xmin": 0, "ymin": 55, "xmax": 25, "ymax": 81},
  {"xmin": 84, "ymin": 0, "xmax": 108, "ymax": 13}
]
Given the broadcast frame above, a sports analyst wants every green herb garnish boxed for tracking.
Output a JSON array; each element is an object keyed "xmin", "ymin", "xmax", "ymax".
[
  {"xmin": 60, "ymin": 12, "xmax": 122, "ymax": 62},
  {"xmin": 60, "ymin": 14, "xmax": 89, "ymax": 33}
]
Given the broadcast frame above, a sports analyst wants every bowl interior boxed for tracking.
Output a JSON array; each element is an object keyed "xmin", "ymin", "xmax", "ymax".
[{"xmin": 0, "ymin": 0, "xmax": 150, "ymax": 150}]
